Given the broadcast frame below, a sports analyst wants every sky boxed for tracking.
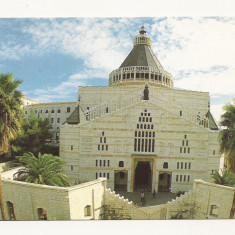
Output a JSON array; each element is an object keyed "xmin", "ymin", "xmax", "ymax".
[{"xmin": 0, "ymin": 17, "xmax": 235, "ymax": 122}]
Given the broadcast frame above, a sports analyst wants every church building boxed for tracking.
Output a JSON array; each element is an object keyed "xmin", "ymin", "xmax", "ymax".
[{"xmin": 60, "ymin": 26, "xmax": 220, "ymax": 193}]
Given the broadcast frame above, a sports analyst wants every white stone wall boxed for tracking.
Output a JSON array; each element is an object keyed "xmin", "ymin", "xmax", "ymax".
[{"xmin": 1, "ymin": 168, "xmax": 106, "ymax": 220}]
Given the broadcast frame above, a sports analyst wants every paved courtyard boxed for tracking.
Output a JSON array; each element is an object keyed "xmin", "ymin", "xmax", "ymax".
[{"xmin": 116, "ymin": 191, "xmax": 177, "ymax": 207}]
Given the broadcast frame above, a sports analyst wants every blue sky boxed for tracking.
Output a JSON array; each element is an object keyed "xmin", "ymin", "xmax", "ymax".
[{"xmin": 0, "ymin": 17, "xmax": 235, "ymax": 121}]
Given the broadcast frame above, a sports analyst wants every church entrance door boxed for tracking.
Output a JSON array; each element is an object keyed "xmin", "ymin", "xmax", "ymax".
[
  {"xmin": 114, "ymin": 171, "xmax": 128, "ymax": 192},
  {"xmin": 134, "ymin": 161, "xmax": 152, "ymax": 192},
  {"xmin": 158, "ymin": 172, "xmax": 171, "ymax": 192}
]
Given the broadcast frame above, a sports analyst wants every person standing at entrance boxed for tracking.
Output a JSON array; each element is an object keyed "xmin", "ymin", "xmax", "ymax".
[{"xmin": 152, "ymin": 189, "xmax": 156, "ymax": 199}]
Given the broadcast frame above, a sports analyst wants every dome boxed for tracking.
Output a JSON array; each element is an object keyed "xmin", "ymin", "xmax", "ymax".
[{"xmin": 109, "ymin": 26, "xmax": 173, "ymax": 88}]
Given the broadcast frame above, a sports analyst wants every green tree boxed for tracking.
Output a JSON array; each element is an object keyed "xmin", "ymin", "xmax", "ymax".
[
  {"xmin": 14, "ymin": 152, "xmax": 71, "ymax": 187},
  {"xmin": 219, "ymin": 99, "xmax": 235, "ymax": 173},
  {"xmin": 0, "ymin": 74, "xmax": 23, "ymax": 155},
  {"xmin": 211, "ymin": 169, "xmax": 235, "ymax": 187},
  {"xmin": 12, "ymin": 111, "xmax": 52, "ymax": 156}
]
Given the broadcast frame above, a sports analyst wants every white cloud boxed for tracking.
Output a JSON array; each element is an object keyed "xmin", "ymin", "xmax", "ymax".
[{"xmin": 151, "ymin": 18, "xmax": 235, "ymax": 98}]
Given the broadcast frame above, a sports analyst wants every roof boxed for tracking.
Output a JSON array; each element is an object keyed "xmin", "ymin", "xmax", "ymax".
[
  {"xmin": 119, "ymin": 44, "xmax": 163, "ymax": 70},
  {"xmin": 206, "ymin": 111, "xmax": 219, "ymax": 130},
  {"xmin": 66, "ymin": 105, "xmax": 80, "ymax": 124}
]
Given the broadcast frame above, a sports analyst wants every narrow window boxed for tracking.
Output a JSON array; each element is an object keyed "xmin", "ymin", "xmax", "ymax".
[
  {"xmin": 152, "ymin": 139, "xmax": 155, "ymax": 152},
  {"xmin": 57, "ymin": 118, "xmax": 60, "ymax": 123},
  {"xmin": 67, "ymin": 107, "xmax": 71, "ymax": 113},
  {"xmin": 144, "ymin": 124, "xmax": 146, "ymax": 129},
  {"xmin": 148, "ymin": 139, "xmax": 151, "ymax": 152},
  {"xmin": 71, "ymin": 145, "xmax": 73, "ymax": 150},
  {"xmin": 102, "ymin": 131, "xmax": 104, "ymax": 136},
  {"xmin": 103, "ymin": 173, "xmax": 106, "ymax": 177},
  {"xmin": 135, "ymin": 131, "xmax": 137, "ymax": 137},
  {"xmin": 137, "ymin": 124, "xmax": 139, "ymax": 128},
  {"xmin": 141, "ymin": 112, "xmax": 143, "ymax": 116},
  {"xmin": 213, "ymin": 150, "xmax": 215, "ymax": 155},
  {"xmin": 142, "ymin": 131, "xmax": 144, "ymax": 137},
  {"xmin": 151, "ymin": 124, "xmax": 153, "ymax": 129},
  {"xmin": 145, "ymin": 139, "xmax": 148, "ymax": 152},
  {"xmin": 46, "ymin": 110, "xmax": 49, "ymax": 113},
  {"xmin": 138, "ymin": 139, "xmax": 141, "ymax": 151},
  {"xmin": 107, "ymin": 173, "xmax": 110, "ymax": 179},
  {"xmin": 153, "ymin": 132, "xmax": 155, "ymax": 138},
  {"xmin": 71, "ymin": 165, "xmax": 73, "ymax": 171},
  {"xmin": 181, "ymin": 162, "xmax": 183, "ymax": 169},
  {"xmin": 103, "ymin": 160, "xmax": 106, "ymax": 167},
  {"xmin": 96, "ymin": 173, "xmax": 98, "ymax": 179},
  {"xmin": 98, "ymin": 145, "xmax": 100, "ymax": 150},
  {"xmin": 57, "ymin": 109, "xmax": 61, "ymax": 113},
  {"xmin": 25, "ymin": 111, "xmax": 27, "ymax": 114},
  {"xmin": 184, "ymin": 148, "xmax": 186, "ymax": 153},
  {"xmin": 119, "ymin": 161, "xmax": 124, "ymax": 167},
  {"xmin": 184, "ymin": 175, "xmax": 186, "ymax": 182},
  {"xmin": 102, "ymin": 145, "xmax": 104, "ymax": 150},
  {"xmin": 143, "ymin": 117, "xmax": 145, "ymax": 122},
  {"xmin": 176, "ymin": 175, "xmax": 178, "ymax": 182},
  {"xmin": 51, "ymin": 109, "xmax": 54, "ymax": 113},
  {"xmin": 104, "ymin": 137, "xmax": 106, "ymax": 143},
  {"xmin": 180, "ymin": 147, "xmax": 182, "ymax": 153},
  {"xmin": 177, "ymin": 162, "xmax": 179, "ymax": 169},
  {"xmin": 150, "ymin": 117, "xmax": 152, "ymax": 122},
  {"xmin": 187, "ymin": 175, "xmax": 190, "ymax": 182},
  {"xmin": 141, "ymin": 139, "xmax": 144, "ymax": 152},
  {"xmin": 189, "ymin": 163, "xmax": 191, "ymax": 169},
  {"xmin": 146, "ymin": 117, "xmax": 148, "ymax": 122},
  {"xmin": 139, "ymin": 117, "xmax": 141, "ymax": 122},
  {"xmin": 186, "ymin": 140, "xmax": 188, "ymax": 146},
  {"xmin": 149, "ymin": 132, "xmax": 151, "ymax": 137},
  {"xmin": 7, "ymin": 201, "xmax": 16, "ymax": 220},
  {"xmin": 182, "ymin": 140, "xmax": 184, "ymax": 146},
  {"xmin": 106, "ymin": 145, "xmax": 108, "ymax": 151},
  {"xmin": 107, "ymin": 160, "xmax": 110, "ymax": 167},
  {"xmin": 134, "ymin": 139, "xmax": 137, "ymax": 151},
  {"xmin": 99, "ymin": 173, "xmax": 102, "ymax": 177},
  {"xmin": 148, "ymin": 113, "xmax": 150, "ymax": 116},
  {"xmin": 185, "ymin": 162, "xmax": 187, "ymax": 169},
  {"xmin": 140, "ymin": 124, "xmax": 143, "ymax": 129},
  {"xmin": 100, "ymin": 137, "xmax": 102, "ymax": 143},
  {"xmin": 180, "ymin": 111, "xmax": 182, "ymax": 116},
  {"xmin": 40, "ymin": 110, "xmax": 42, "ymax": 114},
  {"xmin": 51, "ymin": 118, "xmax": 54, "ymax": 123},
  {"xmin": 138, "ymin": 131, "xmax": 141, "ymax": 137},
  {"xmin": 84, "ymin": 205, "xmax": 92, "ymax": 217},
  {"xmin": 146, "ymin": 132, "xmax": 148, "ymax": 137},
  {"xmin": 184, "ymin": 135, "xmax": 187, "ymax": 139},
  {"xmin": 180, "ymin": 175, "xmax": 182, "ymax": 182},
  {"xmin": 96, "ymin": 160, "xmax": 98, "ymax": 167},
  {"xmin": 100, "ymin": 160, "xmax": 102, "ymax": 167},
  {"xmin": 188, "ymin": 148, "xmax": 190, "ymax": 153}
]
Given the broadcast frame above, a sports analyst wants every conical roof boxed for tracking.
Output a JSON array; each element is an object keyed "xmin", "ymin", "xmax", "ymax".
[{"xmin": 119, "ymin": 25, "xmax": 163, "ymax": 71}]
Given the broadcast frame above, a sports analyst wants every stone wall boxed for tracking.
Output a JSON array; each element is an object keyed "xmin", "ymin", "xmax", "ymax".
[{"xmin": 1, "ymin": 168, "xmax": 106, "ymax": 220}]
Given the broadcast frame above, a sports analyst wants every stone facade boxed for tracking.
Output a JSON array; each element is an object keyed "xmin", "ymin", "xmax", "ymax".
[
  {"xmin": 24, "ymin": 102, "xmax": 77, "ymax": 144},
  {"xmin": 60, "ymin": 26, "xmax": 221, "ymax": 193}
]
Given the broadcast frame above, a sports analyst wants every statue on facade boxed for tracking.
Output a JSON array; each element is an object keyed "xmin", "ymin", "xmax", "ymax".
[{"xmin": 143, "ymin": 85, "xmax": 149, "ymax": 100}]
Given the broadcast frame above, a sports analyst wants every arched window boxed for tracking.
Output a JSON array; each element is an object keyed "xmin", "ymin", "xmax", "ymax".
[
  {"xmin": 57, "ymin": 109, "xmax": 61, "ymax": 113},
  {"xmin": 51, "ymin": 109, "xmax": 55, "ymax": 113},
  {"xmin": 45, "ymin": 110, "xmax": 49, "ymax": 113},
  {"xmin": 37, "ymin": 208, "xmax": 48, "ymax": 220},
  {"xmin": 7, "ymin": 201, "xmax": 16, "ymax": 220}
]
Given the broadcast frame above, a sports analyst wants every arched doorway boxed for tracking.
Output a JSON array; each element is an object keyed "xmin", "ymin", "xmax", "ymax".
[
  {"xmin": 158, "ymin": 172, "xmax": 171, "ymax": 192},
  {"xmin": 114, "ymin": 171, "xmax": 128, "ymax": 191},
  {"xmin": 134, "ymin": 161, "xmax": 152, "ymax": 192}
]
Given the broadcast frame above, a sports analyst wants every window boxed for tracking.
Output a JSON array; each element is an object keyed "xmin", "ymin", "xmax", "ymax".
[
  {"xmin": 177, "ymin": 162, "xmax": 179, "ymax": 169},
  {"xmin": 180, "ymin": 175, "xmax": 182, "ymax": 182},
  {"xmin": 103, "ymin": 172, "xmax": 106, "ymax": 177},
  {"xmin": 163, "ymin": 162, "xmax": 168, "ymax": 169},
  {"xmin": 71, "ymin": 165, "xmax": 73, "ymax": 171},
  {"xmin": 40, "ymin": 110, "xmax": 42, "ymax": 114},
  {"xmin": 102, "ymin": 131, "xmax": 104, "ymax": 136},
  {"xmin": 103, "ymin": 160, "xmax": 106, "ymax": 167},
  {"xmin": 67, "ymin": 107, "xmax": 71, "ymax": 113},
  {"xmin": 100, "ymin": 160, "xmax": 102, "ymax": 167},
  {"xmin": 96, "ymin": 173, "xmax": 98, "ymax": 179},
  {"xmin": 100, "ymin": 137, "xmax": 102, "ymax": 143},
  {"xmin": 84, "ymin": 205, "xmax": 92, "ymax": 217},
  {"xmin": 96, "ymin": 160, "xmax": 98, "ymax": 167},
  {"xmin": 98, "ymin": 145, "xmax": 100, "ymax": 150},
  {"xmin": 107, "ymin": 173, "xmax": 110, "ymax": 179},
  {"xmin": 51, "ymin": 118, "xmax": 54, "ymax": 123},
  {"xmin": 104, "ymin": 137, "xmax": 106, "ymax": 143},
  {"xmin": 184, "ymin": 148, "xmax": 186, "ymax": 153},
  {"xmin": 213, "ymin": 150, "xmax": 215, "ymax": 155},
  {"xmin": 108, "ymin": 160, "xmax": 110, "ymax": 167},
  {"xmin": 210, "ymin": 205, "xmax": 218, "ymax": 217},
  {"xmin": 184, "ymin": 175, "xmax": 186, "ymax": 182},
  {"xmin": 25, "ymin": 111, "xmax": 27, "ymax": 114},
  {"xmin": 180, "ymin": 111, "xmax": 182, "ymax": 116},
  {"xmin": 119, "ymin": 161, "xmax": 124, "ymax": 167},
  {"xmin": 187, "ymin": 175, "xmax": 190, "ymax": 182},
  {"xmin": 99, "ymin": 172, "xmax": 102, "ymax": 177},
  {"xmin": 185, "ymin": 162, "xmax": 187, "ymax": 169},
  {"xmin": 57, "ymin": 109, "xmax": 61, "ymax": 113},
  {"xmin": 7, "ymin": 201, "xmax": 16, "ymax": 220},
  {"xmin": 182, "ymin": 140, "xmax": 184, "ymax": 146},
  {"xmin": 176, "ymin": 175, "xmax": 178, "ymax": 182},
  {"xmin": 102, "ymin": 145, "xmax": 104, "ymax": 150},
  {"xmin": 189, "ymin": 163, "xmax": 191, "ymax": 169},
  {"xmin": 181, "ymin": 162, "xmax": 183, "ymax": 169},
  {"xmin": 45, "ymin": 110, "xmax": 49, "ymax": 113},
  {"xmin": 71, "ymin": 145, "xmax": 73, "ymax": 151},
  {"xmin": 37, "ymin": 208, "xmax": 47, "ymax": 220},
  {"xmin": 185, "ymin": 135, "xmax": 187, "ymax": 139},
  {"xmin": 51, "ymin": 109, "xmax": 55, "ymax": 113},
  {"xmin": 57, "ymin": 118, "xmax": 60, "ymax": 123},
  {"xmin": 188, "ymin": 148, "xmax": 190, "ymax": 153},
  {"xmin": 186, "ymin": 140, "xmax": 188, "ymax": 146}
]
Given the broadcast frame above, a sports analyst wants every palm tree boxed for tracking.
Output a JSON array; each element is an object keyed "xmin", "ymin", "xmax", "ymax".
[
  {"xmin": 219, "ymin": 99, "xmax": 235, "ymax": 173},
  {"xmin": 211, "ymin": 169, "xmax": 235, "ymax": 187},
  {"xmin": 0, "ymin": 73, "xmax": 23, "ymax": 155},
  {"xmin": 14, "ymin": 152, "xmax": 71, "ymax": 187}
]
